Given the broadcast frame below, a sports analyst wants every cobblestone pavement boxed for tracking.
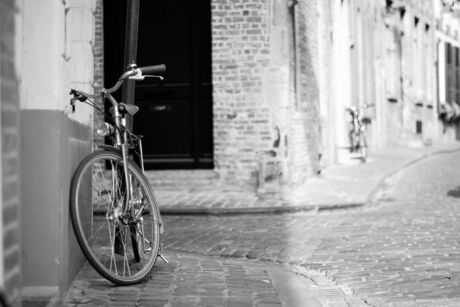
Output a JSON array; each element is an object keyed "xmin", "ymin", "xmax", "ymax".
[
  {"xmin": 159, "ymin": 151, "xmax": 460, "ymax": 306},
  {"xmin": 63, "ymin": 252, "xmax": 283, "ymax": 307},
  {"xmin": 62, "ymin": 251, "xmax": 365, "ymax": 306},
  {"xmin": 62, "ymin": 149, "xmax": 460, "ymax": 306}
]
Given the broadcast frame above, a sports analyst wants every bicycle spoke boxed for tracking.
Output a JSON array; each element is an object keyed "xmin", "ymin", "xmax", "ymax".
[
  {"xmin": 87, "ymin": 219, "xmax": 106, "ymax": 247},
  {"xmin": 107, "ymin": 218, "xmax": 118, "ymax": 275},
  {"xmin": 97, "ymin": 162, "xmax": 114, "ymax": 205},
  {"xmin": 124, "ymin": 230, "xmax": 132, "ymax": 277}
]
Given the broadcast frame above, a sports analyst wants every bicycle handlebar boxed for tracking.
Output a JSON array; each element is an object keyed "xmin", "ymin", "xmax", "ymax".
[
  {"xmin": 70, "ymin": 63, "xmax": 166, "ymax": 111},
  {"xmin": 139, "ymin": 64, "xmax": 166, "ymax": 75}
]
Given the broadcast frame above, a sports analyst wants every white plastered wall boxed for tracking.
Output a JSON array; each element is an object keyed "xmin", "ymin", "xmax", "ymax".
[
  {"xmin": 21, "ymin": 0, "xmax": 94, "ymax": 125},
  {"xmin": 19, "ymin": 0, "xmax": 96, "ymax": 299}
]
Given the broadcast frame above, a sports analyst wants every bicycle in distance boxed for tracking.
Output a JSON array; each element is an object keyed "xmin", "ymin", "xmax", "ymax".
[
  {"xmin": 346, "ymin": 104, "xmax": 372, "ymax": 163},
  {"xmin": 69, "ymin": 63, "xmax": 167, "ymax": 285}
]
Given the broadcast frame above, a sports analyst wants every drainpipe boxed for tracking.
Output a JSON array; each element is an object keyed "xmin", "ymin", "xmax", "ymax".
[{"xmin": 122, "ymin": 0, "xmax": 140, "ymax": 130}]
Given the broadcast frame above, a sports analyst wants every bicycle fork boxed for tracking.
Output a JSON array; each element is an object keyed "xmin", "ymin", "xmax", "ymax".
[{"xmin": 110, "ymin": 102, "xmax": 137, "ymax": 257}]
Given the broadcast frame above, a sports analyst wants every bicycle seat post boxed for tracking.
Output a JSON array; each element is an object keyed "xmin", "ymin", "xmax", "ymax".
[{"xmin": 105, "ymin": 92, "xmax": 123, "ymax": 147}]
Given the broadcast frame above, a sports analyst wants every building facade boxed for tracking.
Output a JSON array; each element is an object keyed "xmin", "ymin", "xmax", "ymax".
[
  {"xmin": 436, "ymin": 0, "xmax": 460, "ymax": 141},
  {"xmin": 100, "ymin": 0, "xmax": 333, "ymax": 192},
  {"xmin": 389, "ymin": 0, "xmax": 438, "ymax": 147},
  {"xmin": 333, "ymin": 0, "xmax": 440, "ymax": 159},
  {"xmin": 97, "ymin": 0, "xmax": 460, "ymax": 190},
  {"xmin": 0, "ymin": 0, "xmax": 96, "ymax": 304}
]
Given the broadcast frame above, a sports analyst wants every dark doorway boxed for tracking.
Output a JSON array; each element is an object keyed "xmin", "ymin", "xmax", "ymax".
[
  {"xmin": 104, "ymin": 0, "xmax": 213, "ymax": 169},
  {"xmin": 416, "ymin": 120, "xmax": 422, "ymax": 135}
]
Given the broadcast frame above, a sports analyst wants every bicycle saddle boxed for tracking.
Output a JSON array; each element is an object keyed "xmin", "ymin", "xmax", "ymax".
[{"xmin": 110, "ymin": 103, "xmax": 139, "ymax": 116}]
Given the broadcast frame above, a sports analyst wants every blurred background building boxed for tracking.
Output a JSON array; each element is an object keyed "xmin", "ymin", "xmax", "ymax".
[{"xmin": 1, "ymin": 0, "xmax": 460, "ymax": 305}]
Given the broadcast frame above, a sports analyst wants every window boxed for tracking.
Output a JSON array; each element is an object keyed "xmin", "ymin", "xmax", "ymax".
[{"xmin": 445, "ymin": 43, "xmax": 460, "ymax": 104}]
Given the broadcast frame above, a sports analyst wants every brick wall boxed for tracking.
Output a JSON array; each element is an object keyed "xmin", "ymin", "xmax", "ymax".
[
  {"xmin": 0, "ymin": 0, "xmax": 21, "ymax": 305},
  {"xmin": 288, "ymin": 0, "xmax": 327, "ymax": 184},
  {"xmin": 317, "ymin": 0, "xmax": 334, "ymax": 167},
  {"xmin": 211, "ymin": 0, "xmax": 273, "ymax": 188},
  {"xmin": 212, "ymin": 0, "xmax": 327, "ymax": 189}
]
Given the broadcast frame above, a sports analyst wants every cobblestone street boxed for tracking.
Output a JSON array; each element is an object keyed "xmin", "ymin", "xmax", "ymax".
[
  {"xmin": 62, "ymin": 149, "xmax": 460, "ymax": 306},
  {"xmin": 160, "ymin": 151, "xmax": 460, "ymax": 306},
  {"xmin": 304, "ymin": 151, "xmax": 460, "ymax": 305}
]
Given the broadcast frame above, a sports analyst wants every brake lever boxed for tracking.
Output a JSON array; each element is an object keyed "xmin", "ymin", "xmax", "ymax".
[
  {"xmin": 145, "ymin": 75, "xmax": 164, "ymax": 81},
  {"xmin": 128, "ymin": 68, "xmax": 144, "ymax": 80},
  {"xmin": 128, "ymin": 74, "xmax": 164, "ymax": 81}
]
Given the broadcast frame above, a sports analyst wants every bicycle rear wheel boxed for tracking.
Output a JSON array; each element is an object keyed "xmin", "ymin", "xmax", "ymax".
[
  {"xmin": 70, "ymin": 150, "xmax": 161, "ymax": 285},
  {"xmin": 359, "ymin": 135, "xmax": 367, "ymax": 162}
]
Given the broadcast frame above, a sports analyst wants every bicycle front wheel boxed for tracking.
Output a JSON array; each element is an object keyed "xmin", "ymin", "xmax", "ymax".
[{"xmin": 70, "ymin": 150, "xmax": 161, "ymax": 285}]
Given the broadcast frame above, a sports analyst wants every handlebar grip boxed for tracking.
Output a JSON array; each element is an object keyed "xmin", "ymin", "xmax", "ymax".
[{"xmin": 139, "ymin": 64, "xmax": 166, "ymax": 75}]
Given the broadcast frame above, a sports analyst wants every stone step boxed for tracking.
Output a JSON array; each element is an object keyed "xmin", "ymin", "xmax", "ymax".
[{"xmin": 398, "ymin": 130, "xmax": 427, "ymax": 148}]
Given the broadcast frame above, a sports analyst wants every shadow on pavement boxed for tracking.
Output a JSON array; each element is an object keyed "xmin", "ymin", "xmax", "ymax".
[{"xmin": 447, "ymin": 186, "xmax": 460, "ymax": 198}]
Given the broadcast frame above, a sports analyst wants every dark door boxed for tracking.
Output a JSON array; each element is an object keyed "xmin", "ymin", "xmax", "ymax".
[{"xmin": 104, "ymin": 0, "xmax": 213, "ymax": 169}]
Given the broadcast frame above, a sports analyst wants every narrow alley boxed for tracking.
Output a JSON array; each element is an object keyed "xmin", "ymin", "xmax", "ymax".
[
  {"xmin": 5, "ymin": 1, "xmax": 460, "ymax": 306},
  {"xmin": 63, "ymin": 149, "xmax": 460, "ymax": 306}
]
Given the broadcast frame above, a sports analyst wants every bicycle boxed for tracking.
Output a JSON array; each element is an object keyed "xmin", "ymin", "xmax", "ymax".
[
  {"xmin": 346, "ymin": 105, "xmax": 372, "ymax": 162},
  {"xmin": 69, "ymin": 63, "xmax": 167, "ymax": 285}
]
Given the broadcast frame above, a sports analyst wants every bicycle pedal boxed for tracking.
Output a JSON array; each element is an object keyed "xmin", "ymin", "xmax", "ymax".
[{"xmin": 157, "ymin": 253, "xmax": 169, "ymax": 264}]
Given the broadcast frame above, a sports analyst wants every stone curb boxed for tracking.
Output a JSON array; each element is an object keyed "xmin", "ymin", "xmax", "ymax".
[
  {"xmin": 159, "ymin": 202, "xmax": 363, "ymax": 216},
  {"xmin": 365, "ymin": 146, "xmax": 460, "ymax": 205},
  {"xmin": 160, "ymin": 146, "xmax": 460, "ymax": 216}
]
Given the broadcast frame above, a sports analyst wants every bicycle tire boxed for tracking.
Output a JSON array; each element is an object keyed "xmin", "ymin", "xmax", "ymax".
[
  {"xmin": 70, "ymin": 150, "xmax": 161, "ymax": 285},
  {"xmin": 359, "ymin": 135, "xmax": 367, "ymax": 162}
]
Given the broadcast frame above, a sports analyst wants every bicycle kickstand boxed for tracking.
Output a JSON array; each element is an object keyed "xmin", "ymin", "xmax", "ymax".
[{"xmin": 157, "ymin": 243, "xmax": 169, "ymax": 264}]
